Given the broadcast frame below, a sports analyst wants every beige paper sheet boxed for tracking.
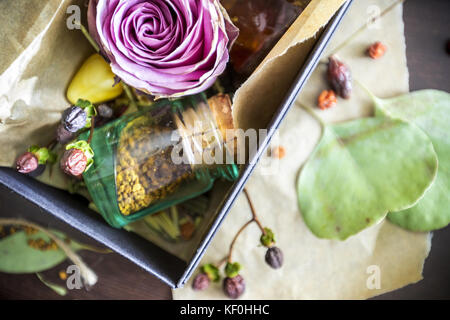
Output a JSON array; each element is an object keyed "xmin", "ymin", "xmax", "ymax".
[{"xmin": 173, "ymin": 0, "xmax": 432, "ymax": 300}]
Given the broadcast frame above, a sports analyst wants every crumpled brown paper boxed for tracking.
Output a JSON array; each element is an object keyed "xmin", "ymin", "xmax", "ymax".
[
  {"xmin": 173, "ymin": 0, "xmax": 431, "ymax": 299},
  {"xmin": 0, "ymin": 0, "xmax": 93, "ymax": 189}
]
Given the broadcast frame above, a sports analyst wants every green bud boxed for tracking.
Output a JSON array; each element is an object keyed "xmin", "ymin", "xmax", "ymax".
[
  {"xmin": 260, "ymin": 227, "xmax": 275, "ymax": 247},
  {"xmin": 225, "ymin": 262, "xmax": 241, "ymax": 278},
  {"xmin": 75, "ymin": 99, "xmax": 97, "ymax": 128},
  {"xmin": 28, "ymin": 145, "xmax": 57, "ymax": 165},
  {"xmin": 201, "ymin": 264, "xmax": 220, "ymax": 282}
]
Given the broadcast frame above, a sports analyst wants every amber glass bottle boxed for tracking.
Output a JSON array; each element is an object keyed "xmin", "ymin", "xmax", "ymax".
[{"xmin": 222, "ymin": 0, "xmax": 305, "ymax": 76}]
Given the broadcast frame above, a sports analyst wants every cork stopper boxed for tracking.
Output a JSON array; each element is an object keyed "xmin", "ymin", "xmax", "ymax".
[{"xmin": 207, "ymin": 94, "xmax": 236, "ymax": 155}]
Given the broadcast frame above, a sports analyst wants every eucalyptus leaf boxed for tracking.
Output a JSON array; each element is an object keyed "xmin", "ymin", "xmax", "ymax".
[
  {"xmin": 0, "ymin": 229, "xmax": 107, "ymax": 274},
  {"xmin": 297, "ymin": 114, "xmax": 438, "ymax": 240},
  {"xmin": 374, "ymin": 90, "xmax": 450, "ymax": 231},
  {"xmin": 36, "ymin": 273, "xmax": 67, "ymax": 296}
]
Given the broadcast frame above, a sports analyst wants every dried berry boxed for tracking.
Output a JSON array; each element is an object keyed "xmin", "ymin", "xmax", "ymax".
[
  {"xmin": 16, "ymin": 152, "xmax": 38, "ymax": 174},
  {"xmin": 271, "ymin": 146, "xmax": 286, "ymax": 159},
  {"xmin": 223, "ymin": 275, "xmax": 245, "ymax": 299},
  {"xmin": 192, "ymin": 273, "xmax": 210, "ymax": 291},
  {"xmin": 60, "ymin": 148, "xmax": 87, "ymax": 177},
  {"xmin": 265, "ymin": 246, "xmax": 284, "ymax": 269},
  {"xmin": 62, "ymin": 106, "xmax": 87, "ymax": 133},
  {"xmin": 56, "ymin": 123, "xmax": 76, "ymax": 144},
  {"xmin": 318, "ymin": 90, "xmax": 337, "ymax": 110},
  {"xmin": 327, "ymin": 56, "xmax": 352, "ymax": 99},
  {"xmin": 180, "ymin": 220, "xmax": 195, "ymax": 240},
  {"xmin": 367, "ymin": 41, "xmax": 387, "ymax": 59},
  {"xmin": 97, "ymin": 104, "xmax": 114, "ymax": 118}
]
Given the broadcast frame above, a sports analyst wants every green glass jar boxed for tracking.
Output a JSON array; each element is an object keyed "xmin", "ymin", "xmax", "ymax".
[{"xmin": 81, "ymin": 94, "xmax": 239, "ymax": 228}]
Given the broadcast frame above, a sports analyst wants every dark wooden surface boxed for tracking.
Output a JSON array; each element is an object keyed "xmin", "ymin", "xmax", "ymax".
[{"xmin": 0, "ymin": 0, "xmax": 449, "ymax": 300}]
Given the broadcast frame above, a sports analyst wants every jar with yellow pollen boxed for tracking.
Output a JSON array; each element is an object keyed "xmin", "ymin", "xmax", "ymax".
[{"xmin": 82, "ymin": 94, "xmax": 239, "ymax": 228}]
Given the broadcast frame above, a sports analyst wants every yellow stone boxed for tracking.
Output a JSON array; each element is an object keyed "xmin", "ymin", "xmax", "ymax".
[{"xmin": 66, "ymin": 53, "xmax": 123, "ymax": 104}]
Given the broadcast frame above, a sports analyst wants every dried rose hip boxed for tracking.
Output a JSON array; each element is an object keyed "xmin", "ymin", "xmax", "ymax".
[
  {"xmin": 60, "ymin": 148, "xmax": 87, "ymax": 177},
  {"xmin": 265, "ymin": 246, "xmax": 284, "ymax": 269},
  {"xmin": 367, "ymin": 41, "xmax": 387, "ymax": 59},
  {"xmin": 318, "ymin": 90, "xmax": 337, "ymax": 110},
  {"xmin": 16, "ymin": 152, "xmax": 38, "ymax": 174},
  {"xmin": 192, "ymin": 273, "xmax": 210, "ymax": 291},
  {"xmin": 97, "ymin": 104, "xmax": 114, "ymax": 118},
  {"xmin": 223, "ymin": 275, "xmax": 245, "ymax": 299},
  {"xmin": 271, "ymin": 146, "xmax": 286, "ymax": 159},
  {"xmin": 327, "ymin": 56, "xmax": 352, "ymax": 99},
  {"xmin": 56, "ymin": 123, "xmax": 76, "ymax": 144},
  {"xmin": 62, "ymin": 106, "xmax": 87, "ymax": 133},
  {"xmin": 180, "ymin": 221, "xmax": 195, "ymax": 240}
]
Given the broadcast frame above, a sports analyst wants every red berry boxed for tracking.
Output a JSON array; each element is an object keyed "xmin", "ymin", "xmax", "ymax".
[
  {"xmin": 16, "ymin": 152, "xmax": 39, "ymax": 174},
  {"xmin": 60, "ymin": 148, "xmax": 87, "ymax": 177},
  {"xmin": 367, "ymin": 41, "xmax": 387, "ymax": 59},
  {"xmin": 223, "ymin": 275, "xmax": 245, "ymax": 299},
  {"xmin": 192, "ymin": 273, "xmax": 210, "ymax": 291}
]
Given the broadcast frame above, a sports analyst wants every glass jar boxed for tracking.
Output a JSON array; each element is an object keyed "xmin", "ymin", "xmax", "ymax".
[{"xmin": 81, "ymin": 94, "xmax": 239, "ymax": 228}]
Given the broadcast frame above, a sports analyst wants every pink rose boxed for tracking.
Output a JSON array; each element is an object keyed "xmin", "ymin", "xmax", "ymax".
[{"xmin": 88, "ymin": 0, "xmax": 238, "ymax": 99}]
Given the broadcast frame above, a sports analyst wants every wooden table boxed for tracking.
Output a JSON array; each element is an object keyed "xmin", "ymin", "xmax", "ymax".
[{"xmin": 0, "ymin": 0, "xmax": 449, "ymax": 300}]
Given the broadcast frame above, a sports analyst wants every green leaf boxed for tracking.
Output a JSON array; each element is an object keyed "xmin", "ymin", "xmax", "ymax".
[
  {"xmin": 201, "ymin": 264, "xmax": 220, "ymax": 282},
  {"xmin": 225, "ymin": 262, "xmax": 241, "ymax": 278},
  {"xmin": 28, "ymin": 146, "xmax": 56, "ymax": 165},
  {"xmin": 260, "ymin": 227, "xmax": 275, "ymax": 247},
  {"xmin": 0, "ymin": 229, "xmax": 106, "ymax": 274},
  {"xmin": 36, "ymin": 273, "xmax": 67, "ymax": 296},
  {"xmin": 297, "ymin": 114, "xmax": 438, "ymax": 240},
  {"xmin": 375, "ymin": 90, "xmax": 450, "ymax": 231},
  {"xmin": 0, "ymin": 231, "xmax": 67, "ymax": 273},
  {"xmin": 66, "ymin": 140, "xmax": 95, "ymax": 172}
]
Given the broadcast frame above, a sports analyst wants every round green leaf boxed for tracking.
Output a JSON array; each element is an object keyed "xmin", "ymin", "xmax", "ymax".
[
  {"xmin": 379, "ymin": 90, "xmax": 450, "ymax": 231},
  {"xmin": 297, "ymin": 115, "xmax": 438, "ymax": 240}
]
